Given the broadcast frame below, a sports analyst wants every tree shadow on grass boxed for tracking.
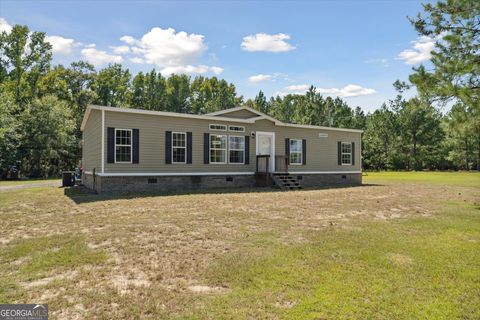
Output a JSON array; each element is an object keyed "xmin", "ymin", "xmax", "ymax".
[{"xmin": 63, "ymin": 183, "xmax": 383, "ymax": 204}]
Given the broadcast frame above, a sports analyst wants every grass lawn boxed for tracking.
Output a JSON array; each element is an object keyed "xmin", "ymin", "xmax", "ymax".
[
  {"xmin": 363, "ymin": 171, "xmax": 479, "ymax": 187},
  {"xmin": 0, "ymin": 172, "xmax": 478, "ymax": 319},
  {"xmin": 0, "ymin": 178, "xmax": 60, "ymax": 187}
]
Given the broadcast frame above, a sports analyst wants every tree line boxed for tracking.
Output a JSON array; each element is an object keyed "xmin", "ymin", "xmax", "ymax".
[{"xmin": 0, "ymin": 0, "xmax": 478, "ymax": 178}]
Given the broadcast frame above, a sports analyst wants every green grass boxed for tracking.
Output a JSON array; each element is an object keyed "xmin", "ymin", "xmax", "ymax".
[
  {"xmin": 0, "ymin": 235, "xmax": 106, "ymax": 302},
  {"xmin": 363, "ymin": 171, "xmax": 480, "ymax": 187},
  {"xmin": 193, "ymin": 201, "xmax": 480, "ymax": 319}
]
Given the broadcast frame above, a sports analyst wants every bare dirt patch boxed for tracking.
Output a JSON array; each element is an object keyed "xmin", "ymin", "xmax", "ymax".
[{"xmin": 187, "ymin": 285, "xmax": 229, "ymax": 294}]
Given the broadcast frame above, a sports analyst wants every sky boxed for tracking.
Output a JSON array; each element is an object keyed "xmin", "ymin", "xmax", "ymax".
[{"xmin": 0, "ymin": 0, "xmax": 435, "ymax": 112}]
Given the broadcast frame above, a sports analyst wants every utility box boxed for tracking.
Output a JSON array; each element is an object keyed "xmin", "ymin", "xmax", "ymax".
[{"xmin": 62, "ymin": 171, "xmax": 75, "ymax": 187}]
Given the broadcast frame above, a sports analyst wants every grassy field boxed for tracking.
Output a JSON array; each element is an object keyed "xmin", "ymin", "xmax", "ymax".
[{"xmin": 0, "ymin": 172, "xmax": 478, "ymax": 319}]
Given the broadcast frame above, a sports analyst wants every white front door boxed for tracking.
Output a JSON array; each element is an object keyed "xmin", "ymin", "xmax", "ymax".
[{"xmin": 256, "ymin": 132, "xmax": 275, "ymax": 172}]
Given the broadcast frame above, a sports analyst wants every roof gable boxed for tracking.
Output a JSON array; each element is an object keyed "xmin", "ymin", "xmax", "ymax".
[
  {"xmin": 208, "ymin": 106, "xmax": 262, "ymax": 119},
  {"xmin": 207, "ymin": 106, "xmax": 281, "ymax": 124}
]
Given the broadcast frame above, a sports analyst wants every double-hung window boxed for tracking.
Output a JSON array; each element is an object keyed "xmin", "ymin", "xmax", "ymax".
[
  {"xmin": 115, "ymin": 129, "xmax": 132, "ymax": 163},
  {"xmin": 341, "ymin": 142, "xmax": 352, "ymax": 165},
  {"xmin": 289, "ymin": 139, "xmax": 302, "ymax": 165},
  {"xmin": 210, "ymin": 134, "xmax": 227, "ymax": 164},
  {"xmin": 172, "ymin": 132, "xmax": 186, "ymax": 164},
  {"xmin": 229, "ymin": 136, "xmax": 245, "ymax": 164}
]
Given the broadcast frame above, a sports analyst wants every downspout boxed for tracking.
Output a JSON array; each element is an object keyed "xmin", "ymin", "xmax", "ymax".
[{"xmin": 101, "ymin": 109, "xmax": 105, "ymax": 174}]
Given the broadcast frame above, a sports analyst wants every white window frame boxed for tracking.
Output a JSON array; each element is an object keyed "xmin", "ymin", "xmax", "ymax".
[
  {"xmin": 209, "ymin": 124, "xmax": 227, "ymax": 131},
  {"xmin": 228, "ymin": 135, "xmax": 245, "ymax": 165},
  {"xmin": 210, "ymin": 134, "xmax": 227, "ymax": 164},
  {"xmin": 172, "ymin": 132, "xmax": 187, "ymax": 164},
  {"xmin": 228, "ymin": 125, "xmax": 245, "ymax": 133},
  {"xmin": 114, "ymin": 128, "xmax": 132, "ymax": 164},
  {"xmin": 289, "ymin": 139, "xmax": 303, "ymax": 165},
  {"xmin": 341, "ymin": 142, "xmax": 352, "ymax": 165}
]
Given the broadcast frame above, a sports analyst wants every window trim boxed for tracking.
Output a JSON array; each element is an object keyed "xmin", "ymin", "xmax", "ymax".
[
  {"xmin": 114, "ymin": 128, "xmax": 133, "ymax": 164},
  {"xmin": 289, "ymin": 138, "xmax": 303, "ymax": 165},
  {"xmin": 171, "ymin": 132, "xmax": 187, "ymax": 164},
  {"xmin": 341, "ymin": 141, "xmax": 352, "ymax": 165},
  {"xmin": 228, "ymin": 125, "xmax": 245, "ymax": 133},
  {"xmin": 209, "ymin": 134, "xmax": 228, "ymax": 164},
  {"xmin": 209, "ymin": 124, "xmax": 227, "ymax": 131},
  {"xmin": 228, "ymin": 135, "xmax": 245, "ymax": 165}
]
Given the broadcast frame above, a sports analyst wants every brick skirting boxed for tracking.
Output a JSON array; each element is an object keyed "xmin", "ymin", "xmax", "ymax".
[{"xmin": 82, "ymin": 172, "xmax": 362, "ymax": 194}]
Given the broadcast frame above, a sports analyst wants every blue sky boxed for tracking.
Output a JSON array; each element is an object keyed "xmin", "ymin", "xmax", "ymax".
[{"xmin": 0, "ymin": 0, "xmax": 434, "ymax": 112}]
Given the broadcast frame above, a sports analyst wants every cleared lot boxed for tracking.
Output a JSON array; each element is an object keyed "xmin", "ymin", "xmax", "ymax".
[{"xmin": 0, "ymin": 172, "xmax": 479, "ymax": 319}]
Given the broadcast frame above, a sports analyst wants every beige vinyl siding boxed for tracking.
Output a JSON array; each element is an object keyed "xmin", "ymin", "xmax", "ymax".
[
  {"xmin": 82, "ymin": 109, "xmax": 102, "ymax": 172},
  {"xmin": 100, "ymin": 111, "xmax": 361, "ymax": 173},
  {"xmin": 216, "ymin": 109, "xmax": 259, "ymax": 119}
]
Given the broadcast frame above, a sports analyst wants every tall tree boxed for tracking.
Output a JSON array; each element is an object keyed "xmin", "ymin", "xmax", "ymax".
[
  {"xmin": 0, "ymin": 24, "xmax": 52, "ymax": 105},
  {"xmin": 398, "ymin": 97, "xmax": 443, "ymax": 170},
  {"xmin": 362, "ymin": 104, "xmax": 399, "ymax": 170},
  {"xmin": 253, "ymin": 90, "xmax": 269, "ymax": 114},
  {"xmin": 0, "ymin": 91, "xmax": 20, "ymax": 177},
  {"xmin": 407, "ymin": 0, "xmax": 480, "ymax": 169},
  {"xmin": 18, "ymin": 95, "xmax": 76, "ymax": 177},
  {"xmin": 95, "ymin": 63, "xmax": 131, "ymax": 107},
  {"xmin": 165, "ymin": 74, "xmax": 190, "ymax": 113},
  {"xmin": 408, "ymin": 0, "xmax": 480, "ymax": 106}
]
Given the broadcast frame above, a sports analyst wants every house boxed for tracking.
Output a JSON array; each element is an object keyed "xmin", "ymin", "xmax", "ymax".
[{"xmin": 80, "ymin": 105, "xmax": 362, "ymax": 193}]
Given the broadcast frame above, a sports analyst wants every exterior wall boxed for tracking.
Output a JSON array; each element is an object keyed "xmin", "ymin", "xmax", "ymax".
[
  {"xmin": 82, "ymin": 109, "xmax": 102, "ymax": 173},
  {"xmin": 216, "ymin": 109, "xmax": 259, "ymax": 119},
  {"xmin": 84, "ymin": 172, "xmax": 361, "ymax": 194},
  {"xmin": 99, "ymin": 111, "xmax": 361, "ymax": 174}
]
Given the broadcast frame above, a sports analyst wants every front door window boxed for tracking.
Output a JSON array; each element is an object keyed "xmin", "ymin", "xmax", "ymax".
[{"xmin": 258, "ymin": 135, "xmax": 272, "ymax": 155}]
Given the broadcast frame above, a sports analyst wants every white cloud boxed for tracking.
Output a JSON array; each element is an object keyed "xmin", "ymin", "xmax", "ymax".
[
  {"xmin": 248, "ymin": 74, "xmax": 271, "ymax": 83},
  {"xmin": 285, "ymin": 84, "xmax": 310, "ymax": 92},
  {"xmin": 160, "ymin": 65, "xmax": 223, "ymax": 75},
  {"xmin": 277, "ymin": 84, "xmax": 375, "ymax": 98},
  {"xmin": 110, "ymin": 45, "xmax": 130, "ymax": 54},
  {"xmin": 241, "ymin": 33, "xmax": 295, "ymax": 52},
  {"xmin": 121, "ymin": 27, "xmax": 206, "ymax": 66},
  {"xmin": 119, "ymin": 27, "xmax": 221, "ymax": 75},
  {"xmin": 0, "ymin": 17, "xmax": 12, "ymax": 33},
  {"xmin": 45, "ymin": 35, "xmax": 76, "ymax": 55},
  {"xmin": 397, "ymin": 35, "xmax": 439, "ymax": 65},
  {"xmin": 317, "ymin": 84, "xmax": 376, "ymax": 97},
  {"xmin": 120, "ymin": 35, "xmax": 137, "ymax": 46},
  {"xmin": 81, "ymin": 44, "xmax": 123, "ymax": 67}
]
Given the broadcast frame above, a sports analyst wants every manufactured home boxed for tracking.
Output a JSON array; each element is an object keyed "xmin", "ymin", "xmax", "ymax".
[{"xmin": 80, "ymin": 105, "xmax": 362, "ymax": 193}]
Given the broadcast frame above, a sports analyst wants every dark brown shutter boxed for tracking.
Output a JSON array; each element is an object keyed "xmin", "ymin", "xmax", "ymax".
[
  {"xmin": 351, "ymin": 142, "xmax": 355, "ymax": 166},
  {"xmin": 244, "ymin": 136, "xmax": 250, "ymax": 165},
  {"xmin": 204, "ymin": 133, "xmax": 210, "ymax": 164},
  {"xmin": 187, "ymin": 132, "xmax": 192, "ymax": 164},
  {"xmin": 337, "ymin": 141, "xmax": 342, "ymax": 165},
  {"xmin": 132, "ymin": 129, "xmax": 139, "ymax": 164},
  {"xmin": 285, "ymin": 138, "xmax": 290, "ymax": 157},
  {"xmin": 107, "ymin": 127, "xmax": 115, "ymax": 163},
  {"xmin": 165, "ymin": 131, "xmax": 172, "ymax": 164},
  {"xmin": 302, "ymin": 139, "xmax": 307, "ymax": 165}
]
